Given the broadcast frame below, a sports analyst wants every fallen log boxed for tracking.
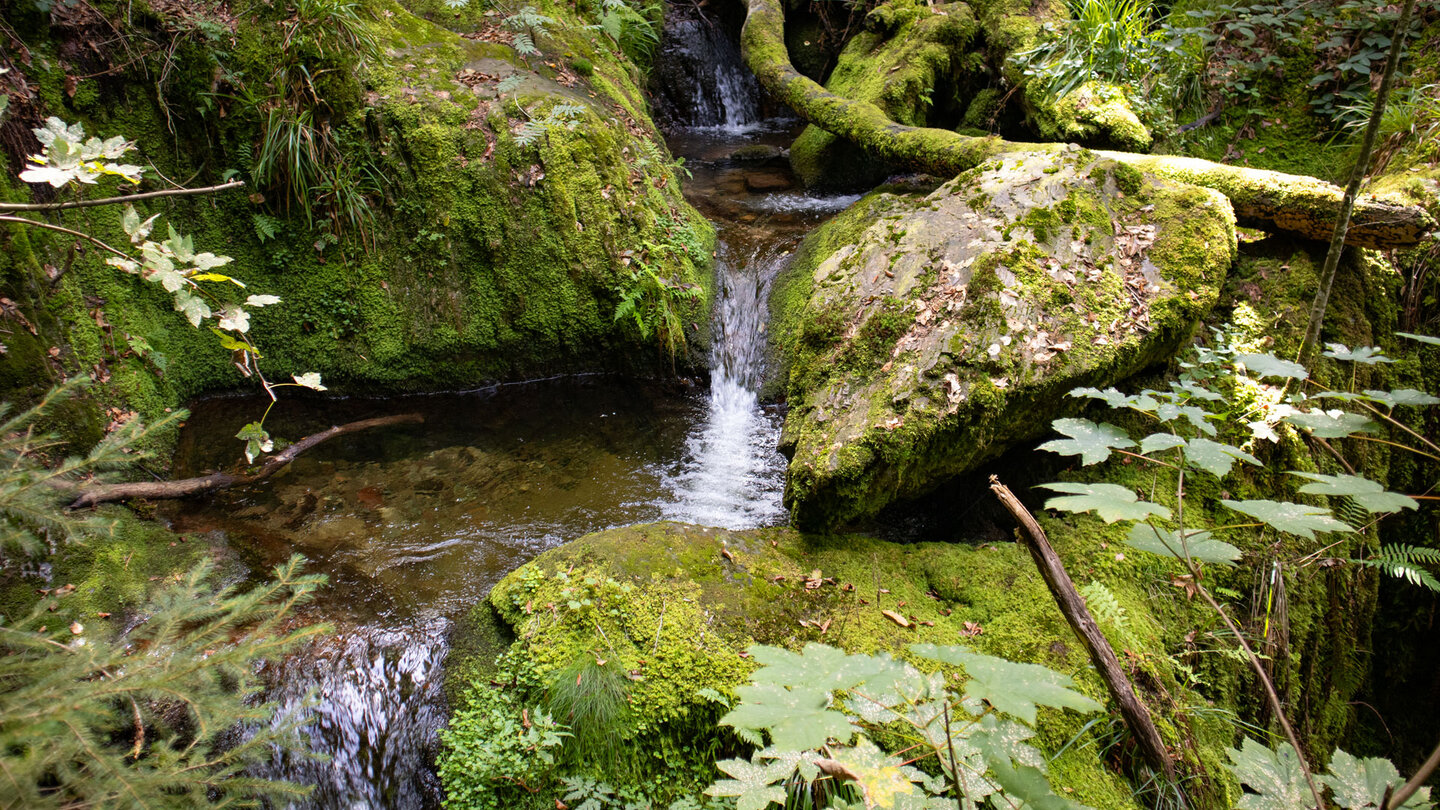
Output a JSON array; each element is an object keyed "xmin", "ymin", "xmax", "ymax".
[
  {"xmin": 739, "ymin": 0, "xmax": 1434, "ymax": 249},
  {"xmin": 989, "ymin": 476, "xmax": 1177, "ymax": 785},
  {"xmin": 68, "ymin": 413, "xmax": 424, "ymax": 508}
]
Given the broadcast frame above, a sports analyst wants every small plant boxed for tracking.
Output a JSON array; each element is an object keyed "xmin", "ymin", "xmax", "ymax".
[
  {"xmin": 504, "ymin": 6, "xmax": 556, "ymax": 58},
  {"xmin": 437, "ymin": 675, "xmax": 569, "ymax": 809},
  {"xmin": 515, "ymin": 102, "xmax": 588, "ymax": 147},
  {"xmin": 1017, "ymin": 0, "xmax": 1162, "ymax": 101},
  {"xmin": 598, "ymin": 0, "xmax": 660, "ymax": 68},
  {"xmin": 705, "ymin": 642, "xmax": 1101, "ymax": 809}
]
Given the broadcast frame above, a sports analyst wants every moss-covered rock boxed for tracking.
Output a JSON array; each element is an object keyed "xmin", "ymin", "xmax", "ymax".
[
  {"xmin": 0, "ymin": 0, "xmax": 712, "ymax": 443},
  {"xmin": 1028, "ymin": 81, "xmax": 1154, "ymax": 152},
  {"xmin": 451, "ymin": 520, "xmax": 1222, "ymax": 806},
  {"xmin": 770, "ymin": 145, "xmax": 1237, "ymax": 530}
]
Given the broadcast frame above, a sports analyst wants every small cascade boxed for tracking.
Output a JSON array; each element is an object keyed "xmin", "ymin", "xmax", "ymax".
[
  {"xmin": 258, "ymin": 619, "xmax": 449, "ymax": 809},
  {"xmin": 650, "ymin": 11, "xmax": 762, "ymax": 131},
  {"xmin": 659, "ymin": 242, "xmax": 787, "ymax": 528}
]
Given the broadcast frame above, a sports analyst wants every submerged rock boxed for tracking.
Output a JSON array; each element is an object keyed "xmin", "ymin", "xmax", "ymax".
[{"xmin": 770, "ymin": 146, "xmax": 1237, "ymax": 529}]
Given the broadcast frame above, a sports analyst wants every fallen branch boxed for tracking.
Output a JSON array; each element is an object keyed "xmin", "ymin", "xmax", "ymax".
[
  {"xmin": 68, "ymin": 413, "xmax": 423, "ymax": 508},
  {"xmin": 0, "ymin": 180, "xmax": 246, "ymax": 212},
  {"xmin": 738, "ymin": 0, "xmax": 1434, "ymax": 249},
  {"xmin": 989, "ymin": 475, "xmax": 1177, "ymax": 785}
]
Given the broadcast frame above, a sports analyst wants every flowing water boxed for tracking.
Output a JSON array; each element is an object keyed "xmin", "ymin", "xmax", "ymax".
[{"xmin": 165, "ymin": 24, "xmax": 860, "ymax": 809}]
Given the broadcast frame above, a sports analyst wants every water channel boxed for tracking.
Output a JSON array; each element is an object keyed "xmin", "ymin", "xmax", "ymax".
[{"xmin": 162, "ymin": 13, "xmax": 861, "ymax": 806}]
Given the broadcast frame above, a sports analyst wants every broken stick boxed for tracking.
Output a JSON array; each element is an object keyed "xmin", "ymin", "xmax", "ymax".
[{"xmin": 989, "ymin": 474, "xmax": 1177, "ymax": 784}]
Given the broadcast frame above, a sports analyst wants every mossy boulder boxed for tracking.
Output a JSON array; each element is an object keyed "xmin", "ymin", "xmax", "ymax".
[
  {"xmin": 456, "ymin": 520, "xmax": 1211, "ymax": 806},
  {"xmin": 0, "ymin": 0, "xmax": 712, "ymax": 436},
  {"xmin": 770, "ymin": 146, "xmax": 1237, "ymax": 530},
  {"xmin": 788, "ymin": 0, "xmax": 978, "ymax": 189},
  {"xmin": 1028, "ymin": 81, "xmax": 1154, "ymax": 152}
]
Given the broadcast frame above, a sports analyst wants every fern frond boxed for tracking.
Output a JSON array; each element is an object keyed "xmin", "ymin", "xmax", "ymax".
[{"xmin": 1353, "ymin": 544, "xmax": 1440, "ymax": 592}]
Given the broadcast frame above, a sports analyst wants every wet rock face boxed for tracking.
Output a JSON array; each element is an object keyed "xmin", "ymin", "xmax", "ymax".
[{"xmin": 772, "ymin": 146, "xmax": 1238, "ymax": 530}]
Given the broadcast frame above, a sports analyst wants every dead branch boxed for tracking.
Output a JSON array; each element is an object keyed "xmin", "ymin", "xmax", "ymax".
[
  {"xmin": 989, "ymin": 475, "xmax": 1178, "ymax": 785},
  {"xmin": 67, "ymin": 413, "xmax": 423, "ymax": 508}
]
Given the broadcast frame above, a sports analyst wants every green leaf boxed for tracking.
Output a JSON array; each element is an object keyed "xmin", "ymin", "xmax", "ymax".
[
  {"xmin": 1289, "ymin": 472, "xmax": 1417, "ymax": 515},
  {"xmin": 1037, "ymin": 419, "xmax": 1134, "ymax": 465},
  {"xmin": 209, "ymin": 328, "xmax": 260, "ymax": 356},
  {"xmin": 1185, "ymin": 437, "xmax": 1260, "ymax": 478},
  {"xmin": 1138, "ymin": 432, "xmax": 1186, "ymax": 455},
  {"xmin": 172, "ymin": 289, "xmax": 211, "ymax": 328},
  {"xmin": 1040, "ymin": 482, "xmax": 1172, "ymax": 523},
  {"xmin": 908, "ymin": 645, "xmax": 1101, "ymax": 724},
  {"xmin": 720, "ymin": 684, "xmax": 855, "ymax": 751},
  {"xmin": 1362, "ymin": 388, "xmax": 1440, "ymax": 407},
  {"xmin": 1320, "ymin": 749, "xmax": 1429, "ymax": 809},
  {"xmin": 1396, "ymin": 331, "xmax": 1440, "ymax": 346},
  {"xmin": 1322, "ymin": 343, "xmax": 1393, "ymax": 364},
  {"xmin": 1225, "ymin": 737, "xmax": 1309, "ymax": 810},
  {"xmin": 985, "ymin": 758, "xmax": 1088, "ymax": 810},
  {"xmin": 1222, "ymin": 499, "xmax": 1354, "ymax": 539},
  {"xmin": 291, "ymin": 372, "xmax": 327, "ymax": 391},
  {"xmin": 1235, "ymin": 352, "xmax": 1308, "ymax": 380},
  {"xmin": 705, "ymin": 756, "xmax": 788, "ymax": 810},
  {"xmin": 1068, "ymin": 387, "xmax": 1153, "ymax": 410},
  {"xmin": 1125, "ymin": 524, "xmax": 1241, "ymax": 565},
  {"xmin": 828, "ymin": 737, "xmax": 923, "ymax": 809},
  {"xmin": 1285, "ymin": 410, "xmax": 1376, "ymax": 438},
  {"xmin": 748, "ymin": 643, "xmax": 902, "ymax": 693}
]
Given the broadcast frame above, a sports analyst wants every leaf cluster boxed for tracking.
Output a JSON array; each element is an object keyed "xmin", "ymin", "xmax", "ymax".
[{"xmin": 1225, "ymin": 738, "xmax": 1432, "ymax": 809}]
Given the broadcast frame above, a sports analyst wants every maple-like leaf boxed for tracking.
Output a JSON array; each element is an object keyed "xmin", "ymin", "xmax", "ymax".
[
  {"xmin": 1184, "ymin": 437, "xmax": 1260, "ymax": 478},
  {"xmin": 1320, "ymin": 749, "xmax": 1431, "ymax": 809},
  {"xmin": 1038, "ymin": 419, "xmax": 1135, "ymax": 465},
  {"xmin": 705, "ymin": 755, "xmax": 789, "ymax": 810},
  {"xmin": 828, "ymin": 737, "xmax": 923, "ymax": 809},
  {"xmin": 1125, "ymin": 524, "xmax": 1241, "ymax": 565},
  {"xmin": 1362, "ymin": 388, "xmax": 1440, "ymax": 408},
  {"xmin": 1284, "ymin": 409, "xmax": 1376, "ymax": 439},
  {"xmin": 1323, "ymin": 343, "xmax": 1393, "ymax": 364},
  {"xmin": 292, "ymin": 372, "xmax": 327, "ymax": 391},
  {"xmin": 1040, "ymin": 482, "xmax": 1171, "ymax": 523},
  {"xmin": 1289, "ymin": 472, "xmax": 1417, "ymax": 515},
  {"xmin": 1222, "ymin": 499, "xmax": 1353, "ymax": 539},
  {"xmin": 1396, "ymin": 331, "xmax": 1440, "ymax": 346},
  {"xmin": 1138, "ymin": 432, "xmax": 1186, "ymax": 455},
  {"xmin": 1234, "ymin": 352, "xmax": 1308, "ymax": 380},
  {"xmin": 1225, "ymin": 737, "xmax": 1309, "ymax": 810},
  {"xmin": 908, "ymin": 645, "xmax": 1100, "ymax": 724}
]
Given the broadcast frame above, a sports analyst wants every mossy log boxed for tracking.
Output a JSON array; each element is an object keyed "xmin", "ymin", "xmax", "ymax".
[{"xmin": 739, "ymin": 0, "xmax": 1434, "ymax": 249}]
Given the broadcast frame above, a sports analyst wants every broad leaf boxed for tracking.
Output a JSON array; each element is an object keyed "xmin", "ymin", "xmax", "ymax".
[
  {"xmin": 1396, "ymin": 331, "xmax": 1440, "ymax": 346},
  {"xmin": 246, "ymin": 294, "xmax": 283, "ymax": 307},
  {"xmin": 1171, "ymin": 379, "xmax": 1226, "ymax": 402},
  {"xmin": 1185, "ymin": 437, "xmax": 1260, "ymax": 478},
  {"xmin": 1363, "ymin": 388, "xmax": 1440, "ymax": 408},
  {"xmin": 1226, "ymin": 737, "xmax": 1309, "ymax": 810},
  {"xmin": 1040, "ymin": 482, "xmax": 1171, "ymax": 523},
  {"xmin": 1289, "ymin": 472, "xmax": 1417, "ymax": 515},
  {"xmin": 705, "ymin": 756, "xmax": 789, "ymax": 810},
  {"xmin": 749, "ymin": 644, "xmax": 902, "ymax": 693},
  {"xmin": 1235, "ymin": 352, "xmax": 1308, "ymax": 380},
  {"xmin": 1126, "ymin": 524, "xmax": 1241, "ymax": 565},
  {"xmin": 1139, "ymin": 432, "xmax": 1186, "ymax": 455},
  {"xmin": 1222, "ymin": 499, "xmax": 1354, "ymax": 539},
  {"xmin": 908, "ymin": 645, "xmax": 1101, "ymax": 724},
  {"xmin": 1156, "ymin": 402, "xmax": 1218, "ymax": 435},
  {"xmin": 1038, "ymin": 419, "xmax": 1135, "ymax": 465},
  {"xmin": 173, "ymin": 289, "xmax": 211, "ymax": 328},
  {"xmin": 828, "ymin": 737, "xmax": 923, "ymax": 809},
  {"xmin": 985, "ymin": 758, "xmax": 1088, "ymax": 810},
  {"xmin": 291, "ymin": 372, "xmax": 327, "ymax": 391},
  {"xmin": 1323, "ymin": 343, "xmax": 1393, "ymax": 364},
  {"xmin": 1321, "ymin": 749, "xmax": 1429, "ymax": 809},
  {"xmin": 720, "ymin": 683, "xmax": 855, "ymax": 751},
  {"xmin": 1285, "ymin": 409, "xmax": 1376, "ymax": 438}
]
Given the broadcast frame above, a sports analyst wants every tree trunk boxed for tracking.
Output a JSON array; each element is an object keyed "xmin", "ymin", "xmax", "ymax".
[{"xmin": 738, "ymin": 0, "xmax": 1434, "ymax": 250}]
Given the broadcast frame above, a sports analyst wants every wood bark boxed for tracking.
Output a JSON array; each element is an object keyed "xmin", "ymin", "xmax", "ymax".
[
  {"xmin": 738, "ymin": 0, "xmax": 1434, "ymax": 250},
  {"xmin": 67, "ymin": 413, "xmax": 424, "ymax": 508},
  {"xmin": 989, "ymin": 476, "xmax": 1177, "ymax": 784}
]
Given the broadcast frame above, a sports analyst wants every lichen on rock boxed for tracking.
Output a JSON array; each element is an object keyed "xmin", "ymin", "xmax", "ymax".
[{"xmin": 770, "ymin": 145, "xmax": 1237, "ymax": 530}]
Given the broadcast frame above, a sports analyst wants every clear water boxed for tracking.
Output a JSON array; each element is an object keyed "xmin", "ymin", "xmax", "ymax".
[{"xmin": 166, "ymin": 31, "xmax": 864, "ymax": 809}]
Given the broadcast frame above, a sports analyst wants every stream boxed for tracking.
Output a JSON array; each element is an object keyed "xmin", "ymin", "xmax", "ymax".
[{"xmin": 162, "ymin": 14, "xmax": 861, "ymax": 807}]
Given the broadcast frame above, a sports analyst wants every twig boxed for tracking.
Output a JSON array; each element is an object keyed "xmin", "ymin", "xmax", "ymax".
[
  {"xmin": 988, "ymin": 476, "xmax": 1177, "ymax": 785},
  {"xmin": 66, "ymin": 413, "xmax": 423, "ymax": 507},
  {"xmin": 1388, "ymin": 738, "xmax": 1440, "ymax": 809},
  {"xmin": 0, "ymin": 180, "xmax": 245, "ymax": 212},
  {"xmin": 0, "ymin": 215, "xmax": 133, "ymax": 260}
]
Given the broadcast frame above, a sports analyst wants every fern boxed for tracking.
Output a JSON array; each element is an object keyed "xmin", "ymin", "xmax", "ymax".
[
  {"xmin": 503, "ymin": 6, "xmax": 554, "ymax": 58},
  {"xmin": 253, "ymin": 212, "xmax": 283, "ymax": 242},
  {"xmin": 1354, "ymin": 544, "xmax": 1440, "ymax": 592},
  {"xmin": 1079, "ymin": 580, "xmax": 1128, "ymax": 631}
]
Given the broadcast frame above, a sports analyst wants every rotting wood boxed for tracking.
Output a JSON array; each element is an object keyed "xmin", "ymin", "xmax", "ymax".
[
  {"xmin": 738, "ymin": 0, "xmax": 1434, "ymax": 250},
  {"xmin": 989, "ymin": 475, "xmax": 1178, "ymax": 784},
  {"xmin": 67, "ymin": 413, "xmax": 424, "ymax": 508}
]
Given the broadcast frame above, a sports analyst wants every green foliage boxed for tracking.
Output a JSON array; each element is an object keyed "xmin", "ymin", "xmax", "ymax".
[
  {"xmin": 515, "ymin": 102, "xmax": 589, "ymax": 147},
  {"xmin": 0, "ymin": 384, "xmax": 325, "ymax": 807},
  {"xmin": 598, "ymin": 0, "xmax": 661, "ymax": 68},
  {"xmin": 1225, "ymin": 738, "xmax": 1432, "ymax": 809},
  {"xmin": 504, "ymin": 6, "xmax": 557, "ymax": 58},
  {"xmin": 546, "ymin": 657, "xmax": 633, "ymax": 767},
  {"xmin": 438, "ymin": 679, "xmax": 570, "ymax": 809},
  {"xmin": 1017, "ymin": 0, "xmax": 1162, "ymax": 100},
  {"xmin": 709, "ymin": 642, "xmax": 1100, "ymax": 810},
  {"xmin": 613, "ymin": 217, "xmax": 707, "ymax": 360},
  {"xmin": 1351, "ymin": 544, "xmax": 1440, "ymax": 593},
  {"xmin": 1039, "ymin": 482, "xmax": 1172, "ymax": 523}
]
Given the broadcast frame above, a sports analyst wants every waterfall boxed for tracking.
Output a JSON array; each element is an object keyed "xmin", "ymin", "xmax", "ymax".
[
  {"xmin": 649, "ymin": 12, "xmax": 763, "ymax": 132},
  {"xmin": 658, "ymin": 242, "xmax": 788, "ymax": 528}
]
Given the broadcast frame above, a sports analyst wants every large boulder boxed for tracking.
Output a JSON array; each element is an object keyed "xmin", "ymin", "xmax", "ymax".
[{"xmin": 770, "ymin": 145, "xmax": 1237, "ymax": 530}]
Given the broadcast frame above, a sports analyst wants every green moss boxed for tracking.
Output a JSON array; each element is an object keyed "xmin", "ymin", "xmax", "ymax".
[{"xmin": 1029, "ymin": 82, "xmax": 1153, "ymax": 152}]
